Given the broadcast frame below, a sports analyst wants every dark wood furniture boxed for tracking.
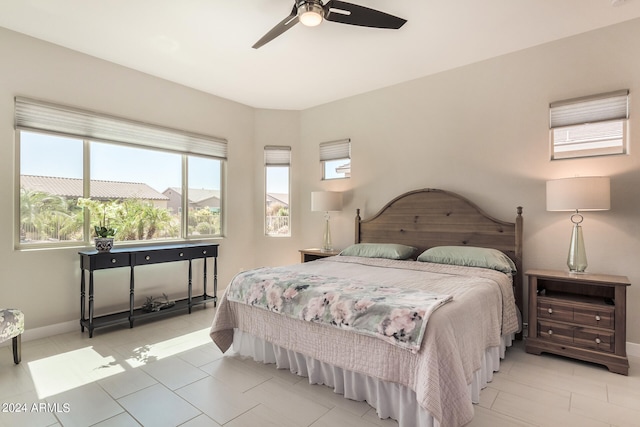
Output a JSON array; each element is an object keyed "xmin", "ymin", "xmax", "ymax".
[
  {"xmin": 355, "ymin": 188, "xmax": 524, "ymax": 325},
  {"xmin": 79, "ymin": 243, "xmax": 218, "ymax": 337},
  {"xmin": 299, "ymin": 248, "xmax": 340, "ymax": 262},
  {"xmin": 525, "ymin": 269, "xmax": 630, "ymax": 375}
]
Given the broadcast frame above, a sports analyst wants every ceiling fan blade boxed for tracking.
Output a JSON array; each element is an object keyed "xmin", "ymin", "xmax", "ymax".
[
  {"xmin": 252, "ymin": 5, "xmax": 300, "ymax": 49},
  {"xmin": 324, "ymin": 0, "xmax": 406, "ymax": 29}
]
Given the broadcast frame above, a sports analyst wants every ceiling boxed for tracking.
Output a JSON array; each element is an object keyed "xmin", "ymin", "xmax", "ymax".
[{"xmin": 1, "ymin": 0, "xmax": 640, "ymax": 110}]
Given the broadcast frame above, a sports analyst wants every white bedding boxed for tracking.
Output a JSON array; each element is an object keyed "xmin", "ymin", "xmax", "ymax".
[
  {"xmin": 210, "ymin": 256, "xmax": 520, "ymax": 427},
  {"xmin": 232, "ymin": 329, "xmax": 513, "ymax": 427}
]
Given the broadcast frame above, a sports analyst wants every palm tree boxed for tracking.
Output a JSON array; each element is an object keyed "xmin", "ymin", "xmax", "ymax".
[{"xmin": 20, "ymin": 188, "xmax": 79, "ymax": 241}]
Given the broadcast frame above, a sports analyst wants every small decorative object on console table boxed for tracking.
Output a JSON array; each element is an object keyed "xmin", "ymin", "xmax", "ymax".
[
  {"xmin": 94, "ymin": 225, "xmax": 116, "ymax": 252},
  {"xmin": 142, "ymin": 293, "xmax": 175, "ymax": 312},
  {"xmin": 525, "ymin": 269, "xmax": 630, "ymax": 375},
  {"xmin": 299, "ymin": 248, "xmax": 340, "ymax": 263},
  {"xmin": 94, "ymin": 237, "xmax": 114, "ymax": 252},
  {"xmin": 93, "ymin": 204, "xmax": 117, "ymax": 252}
]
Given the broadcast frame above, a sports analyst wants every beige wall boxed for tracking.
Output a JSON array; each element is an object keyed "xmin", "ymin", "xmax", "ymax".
[
  {"xmin": 2, "ymin": 18, "xmax": 640, "ymax": 348},
  {"xmin": 0, "ymin": 28, "xmax": 256, "ymax": 329},
  {"xmin": 298, "ymin": 18, "xmax": 640, "ymax": 346}
]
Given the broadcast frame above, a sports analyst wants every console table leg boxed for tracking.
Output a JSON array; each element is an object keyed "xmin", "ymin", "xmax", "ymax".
[
  {"xmin": 188, "ymin": 259, "xmax": 193, "ymax": 314},
  {"xmin": 214, "ymin": 257, "xmax": 218, "ymax": 307},
  {"xmin": 80, "ymin": 268, "xmax": 86, "ymax": 332},
  {"xmin": 203, "ymin": 257, "xmax": 208, "ymax": 303},
  {"xmin": 89, "ymin": 270, "xmax": 94, "ymax": 338},
  {"xmin": 129, "ymin": 266, "xmax": 135, "ymax": 328}
]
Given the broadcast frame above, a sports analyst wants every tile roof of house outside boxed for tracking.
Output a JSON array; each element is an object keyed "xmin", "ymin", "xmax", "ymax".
[
  {"xmin": 164, "ymin": 187, "xmax": 221, "ymax": 204},
  {"xmin": 20, "ymin": 175, "xmax": 169, "ymax": 201},
  {"xmin": 267, "ymin": 193, "xmax": 289, "ymax": 206}
]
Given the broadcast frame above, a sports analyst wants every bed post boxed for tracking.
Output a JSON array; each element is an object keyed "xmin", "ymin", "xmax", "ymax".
[
  {"xmin": 515, "ymin": 206, "xmax": 524, "ymax": 340},
  {"xmin": 355, "ymin": 208, "xmax": 361, "ymax": 243}
]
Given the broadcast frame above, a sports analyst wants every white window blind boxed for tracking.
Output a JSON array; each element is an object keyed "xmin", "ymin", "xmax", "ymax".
[
  {"xmin": 549, "ymin": 90, "xmax": 629, "ymax": 160},
  {"xmin": 15, "ymin": 97, "xmax": 228, "ymax": 159},
  {"xmin": 264, "ymin": 145, "xmax": 291, "ymax": 166},
  {"xmin": 319, "ymin": 139, "xmax": 351, "ymax": 161}
]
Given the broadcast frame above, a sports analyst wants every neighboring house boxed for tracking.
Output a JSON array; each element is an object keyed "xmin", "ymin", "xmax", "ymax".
[
  {"xmin": 335, "ymin": 162, "xmax": 351, "ymax": 178},
  {"xmin": 266, "ymin": 193, "xmax": 289, "ymax": 211},
  {"xmin": 163, "ymin": 187, "xmax": 221, "ymax": 213},
  {"xmin": 20, "ymin": 175, "xmax": 169, "ymax": 208}
]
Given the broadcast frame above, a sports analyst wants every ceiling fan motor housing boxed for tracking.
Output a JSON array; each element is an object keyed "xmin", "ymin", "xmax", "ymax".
[{"xmin": 297, "ymin": 0, "xmax": 325, "ymax": 26}]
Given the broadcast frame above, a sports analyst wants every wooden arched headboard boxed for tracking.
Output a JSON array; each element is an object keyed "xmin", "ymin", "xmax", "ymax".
[{"xmin": 355, "ymin": 188, "xmax": 523, "ymax": 325}]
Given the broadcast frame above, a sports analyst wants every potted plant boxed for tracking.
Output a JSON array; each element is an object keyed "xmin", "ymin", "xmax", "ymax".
[{"xmin": 94, "ymin": 216, "xmax": 116, "ymax": 252}]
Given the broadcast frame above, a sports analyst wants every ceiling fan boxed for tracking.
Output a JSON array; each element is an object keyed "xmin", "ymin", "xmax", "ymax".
[{"xmin": 252, "ymin": 0, "xmax": 407, "ymax": 49}]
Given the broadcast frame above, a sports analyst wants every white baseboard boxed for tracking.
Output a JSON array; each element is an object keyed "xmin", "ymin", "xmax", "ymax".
[
  {"xmin": 626, "ymin": 341, "xmax": 640, "ymax": 358},
  {"xmin": 0, "ymin": 319, "xmax": 78, "ymax": 347}
]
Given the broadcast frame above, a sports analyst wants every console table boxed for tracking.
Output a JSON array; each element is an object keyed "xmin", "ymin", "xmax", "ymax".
[{"xmin": 79, "ymin": 243, "xmax": 218, "ymax": 337}]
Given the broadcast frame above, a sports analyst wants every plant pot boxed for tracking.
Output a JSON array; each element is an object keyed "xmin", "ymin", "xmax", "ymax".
[{"xmin": 95, "ymin": 237, "xmax": 114, "ymax": 252}]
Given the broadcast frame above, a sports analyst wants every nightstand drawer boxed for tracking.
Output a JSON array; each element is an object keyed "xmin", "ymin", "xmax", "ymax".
[
  {"xmin": 537, "ymin": 321, "xmax": 574, "ymax": 345},
  {"xmin": 537, "ymin": 300, "xmax": 574, "ymax": 323},
  {"xmin": 574, "ymin": 306, "xmax": 614, "ymax": 329},
  {"xmin": 574, "ymin": 328, "xmax": 614, "ymax": 353}
]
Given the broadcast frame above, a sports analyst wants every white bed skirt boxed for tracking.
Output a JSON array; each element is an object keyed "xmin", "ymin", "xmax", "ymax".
[{"xmin": 232, "ymin": 329, "xmax": 514, "ymax": 427}]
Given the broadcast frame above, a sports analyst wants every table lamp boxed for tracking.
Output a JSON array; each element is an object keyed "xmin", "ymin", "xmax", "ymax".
[
  {"xmin": 546, "ymin": 176, "xmax": 610, "ymax": 272},
  {"xmin": 311, "ymin": 191, "xmax": 343, "ymax": 252}
]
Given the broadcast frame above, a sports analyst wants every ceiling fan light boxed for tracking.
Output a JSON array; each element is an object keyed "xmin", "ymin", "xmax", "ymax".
[{"xmin": 298, "ymin": 2, "xmax": 324, "ymax": 27}]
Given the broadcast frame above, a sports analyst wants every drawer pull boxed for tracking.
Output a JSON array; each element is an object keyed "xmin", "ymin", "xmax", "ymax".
[
  {"xmin": 203, "ymin": 250, "xmax": 207, "ymax": 255},
  {"xmin": 595, "ymin": 315, "xmax": 601, "ymax": 321},
  {"xmin": 179, "ymin": 252, "xmax": 184, "ymax": 257},
  {"xmin": 548, "ymin": 308, "xmax": 553, "ymax": 314},
  {"xmin": 145, "ymin": 256, "xmax": 151, "ymax": 261},
  {"xmin": 548, "ymin": 329, "xmax": 553, "ymax": 335},
  {"xmin": 595, "ymin": 337, "xmax": 601, "ymax": 344},
  {"xmin": 111, "ymin": 258, "xmax": 117, "ymax": 264}
]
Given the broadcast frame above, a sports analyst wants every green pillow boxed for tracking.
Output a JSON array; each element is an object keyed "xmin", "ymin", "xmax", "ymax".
[
  {"xmin": 417, "ymin": 246, "xmax": 516, "ymax": 274},
  {"xmin": 340, "ymin": 243, "xmax": 417, "ymax": 260}
]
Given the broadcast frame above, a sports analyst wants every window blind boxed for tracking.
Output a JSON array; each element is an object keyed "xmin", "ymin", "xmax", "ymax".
[
  {"xmin": 550, "ymin": 90, "xmax": 629, "ymax": 160},
  {"xmin": 15, "ymin": 97, "xmax": 228, "ymax": 159},
  {"xmin": 264, "ymin": 145, "xmax": 291, "ymax": 166},
  {"xmin": 319, "ymin": 139, "xmax": 351, "ymax": 161},
  {"xmin": 550, "ymin": 90, "xmax": 629, "ymax": 128}
]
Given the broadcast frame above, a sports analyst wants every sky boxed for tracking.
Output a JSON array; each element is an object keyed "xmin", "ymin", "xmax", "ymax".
[
  {"xmin": 20, "ymin": 131, "xmax": 332, "ymax": 196},
  {"xmin": 20, "ymin": 131, "xmax": 223, "ymax": 192}
]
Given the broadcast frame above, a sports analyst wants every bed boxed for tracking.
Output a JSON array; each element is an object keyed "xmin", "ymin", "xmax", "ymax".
[{"xmin": 210, "ymin": 188, "xmax": 523, "ymax": 427}]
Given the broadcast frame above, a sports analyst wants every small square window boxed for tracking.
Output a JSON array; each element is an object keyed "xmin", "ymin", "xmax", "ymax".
[
  {"xmin": 319, "ymin": 139, "xmax": 350, "ymax": 180},
  {"xmin": 550, "ymin": 90, "xmax": 629, "ymax": 160}
]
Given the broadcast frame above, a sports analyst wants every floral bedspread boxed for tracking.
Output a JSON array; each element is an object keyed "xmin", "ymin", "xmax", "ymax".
[{"xmin": 225, "ymin": 267, "xmax": 452, "ymax": 353}]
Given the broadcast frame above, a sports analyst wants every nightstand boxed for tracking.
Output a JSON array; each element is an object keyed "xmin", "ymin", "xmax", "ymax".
[
  {"xmin": 525, "ymin": 269, "xmax": 630, "ymax": 375},
  {"xmin": 299, "ymin": 248, "xmax": 340, "ymax": 263}
]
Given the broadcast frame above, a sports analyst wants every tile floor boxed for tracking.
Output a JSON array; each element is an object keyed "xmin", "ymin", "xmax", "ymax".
[{"xmin": 1, "ymin": 307, "xmax": 639, "ymax": 427}]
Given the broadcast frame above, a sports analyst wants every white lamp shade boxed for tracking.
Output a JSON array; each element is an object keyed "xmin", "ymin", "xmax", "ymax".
[
  {"xmin": 546, "ymin": 177, "xmax": 610, "ymax": 211},
  {"xmin": 311, "ymin": 191, "xmax": 343, "ymax": 212}
]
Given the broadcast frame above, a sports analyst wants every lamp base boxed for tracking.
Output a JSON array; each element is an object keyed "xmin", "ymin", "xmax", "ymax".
[
  {"xmin": 567, "ymin": 223, "xmax": 587, "ymax": 273},
  {"xmin": 321, "ymin": 214, "xmax": 332, "ymax": 252}
]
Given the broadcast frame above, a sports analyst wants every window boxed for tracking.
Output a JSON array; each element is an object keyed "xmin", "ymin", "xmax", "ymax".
[
  {"xmin": 320, "ymin": 139, "xmax": 351, "ymax": 180},
  {"xmin": 550, "ymin": 90, "xmax": 629, "ymax": 160},
  {"xmin": 264, "ymin": 146, "xmax": 290, "ymax": 236},
  {"xmin": 15, "ymin": 97, "xmax": 227, "ymax": 248}
]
